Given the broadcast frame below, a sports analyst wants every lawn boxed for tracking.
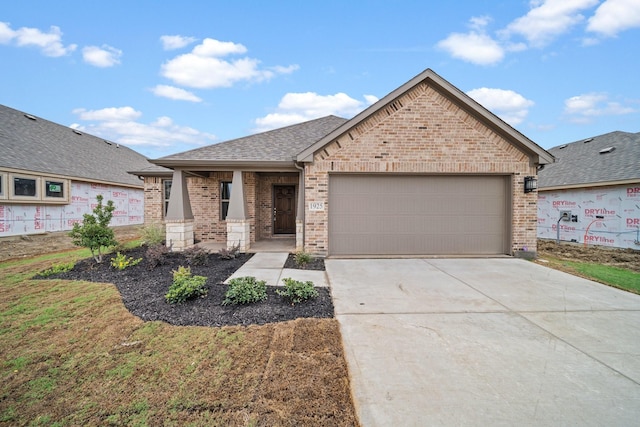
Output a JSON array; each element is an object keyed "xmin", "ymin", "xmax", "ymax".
[{"xmin": 0, "ymin": 250, "xmax": 358, "ymax": 426}]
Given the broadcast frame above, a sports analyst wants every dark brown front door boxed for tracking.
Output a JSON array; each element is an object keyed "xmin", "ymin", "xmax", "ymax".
[{"xmin": 273, "ymin": 185, "xmax": 296, "ymax": 234}]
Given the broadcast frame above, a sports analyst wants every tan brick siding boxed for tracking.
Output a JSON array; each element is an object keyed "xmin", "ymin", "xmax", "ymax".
[{"xmin": 304, "ymin": 82, "xmax": 538, "ymax": 256}]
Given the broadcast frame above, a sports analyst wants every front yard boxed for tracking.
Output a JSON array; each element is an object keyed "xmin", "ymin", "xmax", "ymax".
[{"xmin": 0, "ymin": 247, "xmax": 358, "ymax": 426}]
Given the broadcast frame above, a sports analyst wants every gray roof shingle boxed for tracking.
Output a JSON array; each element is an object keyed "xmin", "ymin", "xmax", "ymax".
[
  {"xmin": 538, "ymin": 131, "xmax": 640, "ymax": 188},
  {"xmin": 0, "ymin": 104, "xmax": 152, "ymax": 187},
  {"xmin": 154, "ymin": 115, "xmax": 348, "ymax": 163}
]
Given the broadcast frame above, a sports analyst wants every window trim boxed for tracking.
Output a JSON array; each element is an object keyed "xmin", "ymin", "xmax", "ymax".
[
  {"xmin": 10, "ymin": 174, "xmax": 40, "ymax": 201},
  {"xmin": 163, "ymin": 179, "xmax": 172, "ymax": 217},
  {"xmin": 220, "ymin": 181, "xmax": 232, "ymax": 221},
  {"xmin": 42, "ymin": 178, "xmax": 68, "ymax": 201},
  {"xmin": 3, "ymin": 172, "xmax": 70, "ymax": 204},
  {"xmin": 0, "ymin": 172, "xmax": 6, "ymax": 199}
]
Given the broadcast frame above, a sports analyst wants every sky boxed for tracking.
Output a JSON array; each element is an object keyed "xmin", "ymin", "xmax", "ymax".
[{"xmin": 1, "ymin": 0, "xmax": 639, "ymax": 160}]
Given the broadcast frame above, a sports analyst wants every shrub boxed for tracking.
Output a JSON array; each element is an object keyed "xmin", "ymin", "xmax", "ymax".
[
  {"xmin": 223, "ymin": 276, "xmax": 267, "ymax": 306},
  {"xmin": 110, "ymin": 252, "xmax": 142, "ymax": 271},
  {"xmin": 183, "ymin": 246, "xmax": 209, "ymax": 266},
  {"xmin": 218, "ymin": 242, "xmax": 241, "ymax": 260},
  {"xmin": 140, "ymin": 223, "xmax": 165, "ymax": 246},
  {"xmin": 39, "ymin": 262, "xmax": 75, "ymax": 277},
  {"xmin": 146, "ymin": 244, "xmax": 169, "ymax": 269},
  {"xmin": 294, "ymin": 251, "xmax": 312, "ymax": 267},
  {"xmin": 277, "ymin": 278, "xmax": 318, "ymax": 304},
  {"xmin": 68, "ymin": 195, "xmax": 118, "ymax": 263},
  {"xmin": 165, "ymin": 266, "xmax": 208, "ymax": 304}
]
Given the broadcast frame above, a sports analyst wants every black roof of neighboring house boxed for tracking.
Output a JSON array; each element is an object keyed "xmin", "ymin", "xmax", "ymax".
[
  {"xmin": 0, "ymin": 104, "xmax": 152, "ymax": 188},
  {"xmin": 153, "ymin": 115, "xmax": 348, "ymax": 167},
  {"xmin": 538, "ymin": 131, "xmax": 640, "ymax": 189}
]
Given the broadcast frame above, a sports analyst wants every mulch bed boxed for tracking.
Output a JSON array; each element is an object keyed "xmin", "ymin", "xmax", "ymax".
[
  {"xmin": 283, "ymin": 253, "xmax": 326, "ymax": 270},
  {"xmin": 38, "ymin": 246, "xmax": 333, "ymax": 327}
]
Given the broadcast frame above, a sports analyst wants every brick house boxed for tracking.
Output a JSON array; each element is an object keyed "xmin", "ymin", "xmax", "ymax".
[{"xmin": 139, "ymin": 69, "xmax": 553, "ymax": 257}]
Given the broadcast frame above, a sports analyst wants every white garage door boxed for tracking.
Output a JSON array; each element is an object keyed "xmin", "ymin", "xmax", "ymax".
[{"xmin": 329, "ymin": 175, "xmax": 510, "ymax": 256}]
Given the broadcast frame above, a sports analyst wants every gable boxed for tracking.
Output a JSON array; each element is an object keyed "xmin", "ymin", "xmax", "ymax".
[
  {"xmin": 298, "ymin": 69, "xmax": 553, "ymax": 166},
  {"xmin": 313, "ymin": 82, "xmax": 530, "ymax": 166}
]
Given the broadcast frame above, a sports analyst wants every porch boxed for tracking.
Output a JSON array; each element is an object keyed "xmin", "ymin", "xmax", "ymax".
[{"xmin": 197, "ymin": 238, "xmax": 296, "ymax": 253}]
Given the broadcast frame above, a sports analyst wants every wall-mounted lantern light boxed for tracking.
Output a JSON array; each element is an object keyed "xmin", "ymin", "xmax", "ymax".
[{"xmin": 524, "ymin": 176, "xmax": 537, "ymax": 193}]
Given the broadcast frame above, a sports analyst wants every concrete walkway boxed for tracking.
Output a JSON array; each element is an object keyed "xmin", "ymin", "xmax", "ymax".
[
  {"xmin": 326, "ymin": 258, "xmax": 640, "ymax": 426},
  {"xmin": 225, "ymin": 252, "xmax": 328, "ymax": 287}
]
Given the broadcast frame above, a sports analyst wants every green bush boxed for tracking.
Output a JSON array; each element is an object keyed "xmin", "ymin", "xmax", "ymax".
[
  {"xmin": 140, "ymin": 223, "xmax": 165, "ymax": 246},
  {"xmin": 165, "ymin": 266, "xmax": 208, "ymax": 304},
  {"xmin": 39, "ymin": 262, "xmax": 75, "ymax": 277},
  {"xmin": 223, "ymin": 276, "xmax": 267, "ymax": 306},
  {"xmin": 110, "ymin": 252, "xmax": 142, "ymax": 271},
  {"xmin": 68, "ymin": 195, "xmax": 117, "ymax": 263},
  {"xmin": 277, "ymin": 278, "xmax": 318, "ymax": 304},
  {"xmin": 294, "ymin": 251, "xmax": 312, "ymax": 267}
]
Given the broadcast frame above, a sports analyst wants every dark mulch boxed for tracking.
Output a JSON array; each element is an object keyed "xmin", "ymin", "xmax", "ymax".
[
  {"xmin": 38, "ymin": 246, "xmax": 334, "ymax": 327},
  {"xmin": 283, "ymin": 253, "xmax": 325, "ymax": 270}
]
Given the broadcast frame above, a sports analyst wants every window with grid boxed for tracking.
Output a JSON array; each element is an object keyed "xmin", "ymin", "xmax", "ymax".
[
  {"xmin": 220, "ymin": 181, "xmax": 232, "ymax": 220},
  {"xmin": 163, "ymin": 179, "xmax": 172, "ymax": 216}
]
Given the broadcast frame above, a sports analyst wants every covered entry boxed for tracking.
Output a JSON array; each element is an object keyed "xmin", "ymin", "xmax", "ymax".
[{"xmin": 328, "ymin": 174, "xmax": 510, "ymax": 256}]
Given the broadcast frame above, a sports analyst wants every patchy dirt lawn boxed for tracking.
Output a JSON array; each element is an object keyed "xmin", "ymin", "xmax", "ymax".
[{"xmin": 537, "ymin": 239, "xmax": 640, "ymax": 273}]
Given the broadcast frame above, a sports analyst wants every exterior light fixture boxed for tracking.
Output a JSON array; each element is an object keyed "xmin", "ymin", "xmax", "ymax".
[{"xmin": 524, "ymin": 176, "xmax": 537, "ymax": 193}]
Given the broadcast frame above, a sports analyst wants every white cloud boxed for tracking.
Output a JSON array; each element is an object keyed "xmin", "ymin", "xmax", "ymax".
[
  {"xmin": 466, "ymin": 87, "xmax": 535, "ymax": 125},
  {"xmin": 436, "ymin": 17, "xmax": 504, "ymax": 65},
  {"xmin": 502, "ymin": 0, "xmax": 599, "ymax": 47},
  {"xmin": 151, "ymin": 84, "xmax": 202, "ymax": 102},
  {"xmin": 254, "ymin": 92, "xmax": 377, "ymax": 132},
  {"xmin": 160, "ymin": 34, "xmax": 197, "ymax": 50},
  {"xmin": 587, "ymin": 0, "xmax": 640, "ymax": 37},
  {"xmin": 0, "ymin": 21, "xmax": 76, "ymax": 57},
  {"xmin": 564, "ymin": 92, "xmax": 636, "ymax": 122},
  {"xmin": 82, "ymin": 45, "xmax": 122, "ymax": 67},
  {"xmin": 161, "ymin": 37, "xmax": 298, "ymax": 89},
  {"xmin": 437, "ymin": 32, "xmax": 504, "ymax": 65},
  {"xmin": 72, "ymin": 106, "xmax": 216, "ymax": 152},
  {"xmin": 73, "ymin": 106, "xmax": 142, "ymax": 121}
]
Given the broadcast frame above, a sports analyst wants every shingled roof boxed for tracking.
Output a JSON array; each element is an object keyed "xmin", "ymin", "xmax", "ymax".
[
  {"xmin": 153, "ymin": 115, "xmax": 347, "ymax": 167},
  {"xmin": 0, "ymin": 104, "xmax": 152, "ymax": 187},
  {"xmin": 538, "ymin": 131, "xmax": 640, "ymax": 189}
]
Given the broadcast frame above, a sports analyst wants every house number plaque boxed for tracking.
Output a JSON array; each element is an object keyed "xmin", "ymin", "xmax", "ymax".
[{"xmin": 308, "ymin": 201, "xmax": 325, "ymax": 211}]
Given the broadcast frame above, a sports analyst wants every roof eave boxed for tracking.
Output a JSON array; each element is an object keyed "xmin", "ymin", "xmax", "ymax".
[
  {"xmin": 149, "ymin": 159, "xmax": 298, "ymax": 172},
  {"xmin": 296, "ymin": 68, "xmax": 555, "ymax": 165},
  {"xmin": 539, "ymin": 178, "xmax": 640, "ymax": 191}
]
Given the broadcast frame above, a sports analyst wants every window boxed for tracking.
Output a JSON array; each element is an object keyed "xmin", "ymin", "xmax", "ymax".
[
  {"xmin": 1, "ymin": 172, "xmax": 69, "ymax": 203},
  {"xmin": 45, "ymin": 180, "xmax": 65, "ymax": 198},
  {"xmin": 220, "ymin": 181, "xmax": 232, "ymax": 220},
  {"xmin": 163, "ymin": 179, "xmax": 172, "ymax": 216},
  {"xmin": 13, "ymin": 176, "xmax": 38, "ymax": 198}
]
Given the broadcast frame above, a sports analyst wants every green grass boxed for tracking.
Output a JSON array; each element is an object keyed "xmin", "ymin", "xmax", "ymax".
[{"xmin": 564, "ymin": 261, "xmax": 640, "ymax": 293}]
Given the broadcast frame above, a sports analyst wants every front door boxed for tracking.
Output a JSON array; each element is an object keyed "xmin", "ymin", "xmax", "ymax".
[{"xmin": 273, "ymin": 185, "xmax": 296, "ymax": 234}]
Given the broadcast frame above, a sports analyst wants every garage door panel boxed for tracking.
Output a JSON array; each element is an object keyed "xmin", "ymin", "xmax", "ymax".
[{"xmin": 329, "ymin": 175, "xmax": 509, "ymax": 256}]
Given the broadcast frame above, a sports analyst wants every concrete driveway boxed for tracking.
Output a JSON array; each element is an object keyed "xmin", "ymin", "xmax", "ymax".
[{"xmin": 326, "ymin": 258, "xmax": 640, "ymax": 426}]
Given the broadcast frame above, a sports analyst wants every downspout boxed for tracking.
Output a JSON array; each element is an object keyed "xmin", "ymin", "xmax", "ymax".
[{"xmin": 294, "ymin": 161, "xmax": 305, "ymax": 251}]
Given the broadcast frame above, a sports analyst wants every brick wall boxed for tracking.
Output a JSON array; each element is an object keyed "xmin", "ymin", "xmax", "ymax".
[
  {"xmin": 304, "ymin": 82, "xmax": 538, "ymax": 256},
  {"xmin": 143, "ymin": 177, "xmax": 164, "ymax": 225}
]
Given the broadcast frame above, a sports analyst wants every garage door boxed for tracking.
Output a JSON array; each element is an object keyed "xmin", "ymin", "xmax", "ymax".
[{"xmin": 329, "ymin": 175, "xmax": 509, "ymax": 256}]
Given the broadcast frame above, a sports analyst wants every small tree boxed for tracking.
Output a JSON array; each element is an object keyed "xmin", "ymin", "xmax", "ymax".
[{"xmin": 69, "ymin": 195, "xmax": 118, "ymax": 263}]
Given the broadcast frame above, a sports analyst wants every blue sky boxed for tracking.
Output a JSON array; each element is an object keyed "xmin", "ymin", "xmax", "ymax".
[{"xmin": 2, "ymin": 0, "xmax": 639, "ymax": 159}]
